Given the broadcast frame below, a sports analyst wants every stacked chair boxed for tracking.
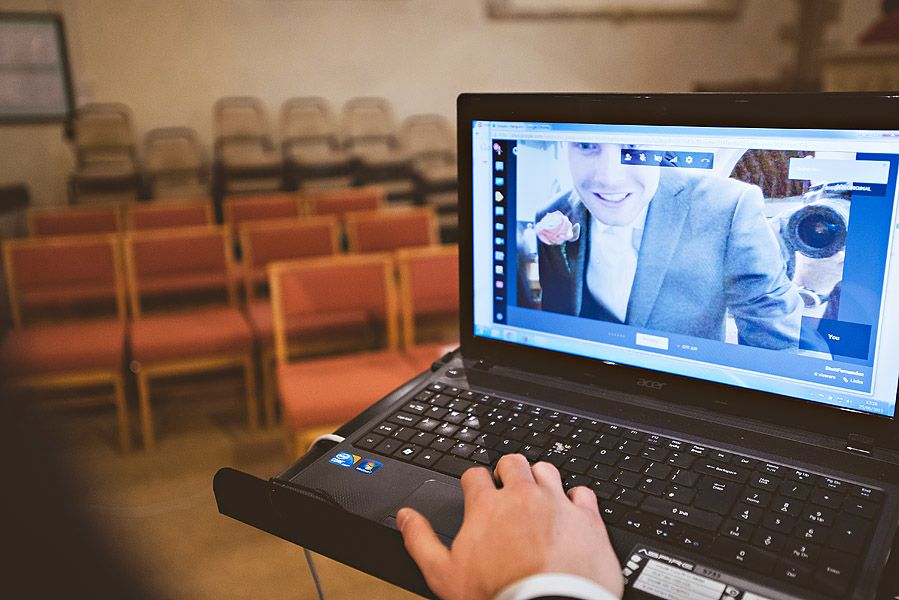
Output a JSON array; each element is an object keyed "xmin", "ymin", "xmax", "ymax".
[
  {"xmin": 0, "ymin": 234, "xmax": 132, "ymax": 452},
  {"xmin": 281, "ymin": 97, "xmax": 353, "ymax": 191},
  {"xmin": 69, "ymin": 103, "xmax": 141, "ymax": 204},
  {"xmin": 341, "ymin": 97, "xmax": 415, "ymax": 205},
  {"xmin": 143, "ymin": 127, "xmax": 209, "ymax": 199},
  {"xmin": 401, "ymin": 114, "xmax": 459, "ymax": 242},
  {"xmin": 213, "ymin": 96, "xmax": 283, "ymax": 196}
]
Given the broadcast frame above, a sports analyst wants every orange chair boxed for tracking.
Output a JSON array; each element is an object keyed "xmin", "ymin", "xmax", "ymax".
[
  {"xmin": 0, "ymin": 234, "xmax": 131, "ymax": 453},
  {"xmin": 240, "ymin": 216, "xmax": 341, "ymax": 424},
  {"xmin": 304, "ymin": 186, "xmax": 384, "ymax": 220},
  {"xmin": 124, "ymin": 226, "xmax": 257, "ymax": 451},
  {"xmin": 344, "ymin": 206, "xmax": 438, "ymax": 253},
  {"xmin": 125, "ymin": 198, "xmax": 214, "ymax": 230},
  {"xmin": 28, "ymin": 205, "xmax": 121, "ymax": 237},
  {"xmin": 222, "ymin": 193, "xmax": 304, "ymax": 232},
  {"xmin": 396, "ymin": 244, "xmax": 460, "ymax": 367},
  {"xmin": 269, "ymin": 254, "xmax": 419, "ymax": 456}
]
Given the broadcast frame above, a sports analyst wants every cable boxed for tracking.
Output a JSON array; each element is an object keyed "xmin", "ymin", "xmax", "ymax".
[
  {"xmin": 304, "ymin": 548, "xmax": 327, "ymax": 600},
  {"xmin": 300, "ymin": 433, "xmax": 345, "ymax": 600}
]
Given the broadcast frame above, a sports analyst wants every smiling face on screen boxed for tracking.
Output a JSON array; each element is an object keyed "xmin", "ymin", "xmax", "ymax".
[{"xmin": 567, "ymin": 142, "xmax": 660, "ymax": 226}]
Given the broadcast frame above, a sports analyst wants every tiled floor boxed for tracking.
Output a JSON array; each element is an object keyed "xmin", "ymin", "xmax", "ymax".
[{"xmin": 51, "ymin": 374, "xmax": 425, "ymax": 600}]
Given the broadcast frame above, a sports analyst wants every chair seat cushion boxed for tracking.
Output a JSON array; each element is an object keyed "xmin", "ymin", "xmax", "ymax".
[
  {"xmin": 130, "ymin": 306, "xmax": 252, "ymax": 364},
  {"xmin": 0, "ymin": 319, "xmax": 126, "ymax": 376},
  {"xmin": 277, "ymin": 350, "xmax": 419, "ymax": 430},
  {"xmin": 246, "ymin": 301, "xmax": 371, "ymax": 346}
]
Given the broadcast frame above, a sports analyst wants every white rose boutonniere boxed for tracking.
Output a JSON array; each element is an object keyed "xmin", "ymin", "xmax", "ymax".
[{"xmin": 535, "ymin": 210, "xmax": 581, "ymax": 245}]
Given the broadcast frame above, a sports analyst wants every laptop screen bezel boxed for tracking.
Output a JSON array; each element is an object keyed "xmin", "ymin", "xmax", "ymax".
[{"xmin": 457, "ymin": 92, "xmax": 899, "ymax": 450}]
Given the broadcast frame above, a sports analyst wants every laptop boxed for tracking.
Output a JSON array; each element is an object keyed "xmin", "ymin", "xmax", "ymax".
[{"xmin": 215, "ymin": 93, "xmax": 899, "ymax": 600}]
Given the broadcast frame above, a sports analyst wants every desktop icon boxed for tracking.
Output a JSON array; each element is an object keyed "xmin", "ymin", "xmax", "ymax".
[
  {"xmin": 495, "ymin": 191, "xmax": 504, "ymax": 202},
  {"xmin": 495, "ymin": 161, "xmax": 504, "ymax": 171},
  {"xmin": 493, "ymin": 142, "xmax": 502, "ymax": 155},
  {"xmin": 495, "ymin": 177, "xmax": 504, "ymax": 186}
]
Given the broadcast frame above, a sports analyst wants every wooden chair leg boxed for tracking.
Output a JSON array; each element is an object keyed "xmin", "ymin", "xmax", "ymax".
[
  {"xmin": 137, "ymin": 371, "xmax": 155, "ymax": 452},
  {"xmin": 112, "ymin": 372, "xmax": 131, "ymax": 454},
  {"xmin": 262, "ymin": 350, "xmax": 276, "ymax": 428},
  {"xmin": 244, "ymin": 355, "xmax": 260, "ymax": 432}
]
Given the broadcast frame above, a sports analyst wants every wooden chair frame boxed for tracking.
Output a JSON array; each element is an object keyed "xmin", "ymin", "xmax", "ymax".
[
  {"xmin": 239, "ymin": 215, "xmax": 341, "ymax": 425},
  {"xmin": 27, "ymin": 204, "xmax": 122, "ymax": 237},
  {"xmin": 123, "ymin": 225, "xmax": 258, "ymax": 451},
  {"xmin": 344, "ymin": 206, "xmax": 439, "ymax": 253},
  {"xmin": 396, "ymin": 243, "xmax": 460, "ymax": 350},
  {"xmin": 2, "ymin": 234, "xmax": 131, "ymax": 453},
  {"xmin": 124, "ymin": 197, "xmax": 214, "ymax": 230}
]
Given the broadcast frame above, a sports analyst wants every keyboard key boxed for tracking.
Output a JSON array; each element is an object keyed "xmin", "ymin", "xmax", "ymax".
[
  {"xmin": 695, "ymin": 461, "xmax": 749, "ymax": 484},
  {"xmin": 809, "ymin": 488, "xmax": 842, "ymax": 510},
  {"xmin": 415, "ymin": 417, "xmax": 441, "ymax": 432},
  {"xmin": 496, "ymin": 439, "xmax": 522, "ymax": 454},
  {"xmin": 643, "ymin": 462, "xmax": 671, "ymax": 479},
  {"xmin": 622, "ymin": 511, "xmax": 649, "ymax": 534},
  {"xmin": 811, "ymin": 550, "xmax": 857, "ymax": 597},
  {"xmin": 663, "ymin": 484, "xmax": 695, "ymax": 505},
  {"xmin": 741, "ymin": 489, "xmax": 772, "ymax": 508},
  {"xmin": 588, "ymin": 463, "xmax": 615, "ymax": 481},
  {"xmin": 374, "ymin": 438, "xmax": 402, "ymax": 455},
  {"xmin": 444, "ymin": 411, "xmax": 466, "ymax": 425},
  {"xmin": 688, "ymin": 444, "xmax": 708, "ymax": 457},
  {"xmin": 618, "ymin": 455, "xmax": 646, "ymax": 473},
  {"xmin": 471, "ymin": 447, "xmax": 499, "ymax": 465},
  {"xmin": 828, "ymin": 514, "xmax": 869, "ymax": 555},
  {"xmin": 594, "ymin": 449, "xmax": 621, "ymax": 466},
  {"xmin": 794, "ymin": 523, "xmax": 827, "ymax": 544},
  {"xmin": 753, "ymin": 529, "xmax": 787, "ymax": 553},
  {"xmin": 394, "ymin": 444, "xmax": 421, "ymax": 461},
  {"xmin": 403, "ymin": 401, "xmax": 429, "ymax": 414},
  {"xmin": 430, "ymin": 436, "xmax": 456, "ymax": 452},
  {"xmin": 843, "ymin": 497, "xmax": 877, "ymax": 519},
  {"xmin": 547, "ymin": 423, "xmax": 573, "ymax": 438},
  {"xmin": 784, "ymin": 540, "xmax": 820, "ymax": 562},
  {"xmin": 641, "ymin": 446, "xmax": 669, "ymax": 463},
  {"xmin": 709, "ymin": 450, "xmax": 732, "ymax": 463},
  {"xmin": 759, "ymin": 463, "xmax": 784, "ymax": 476},
  {"xmin": 374, "ymin": 422, "xmax": 397, "ymax": 436},
  {"xmin": 411, "ymin": 431, "xmax": 436, "ymax": 446},
  {"xmin": 732, "ymin": 456, "xmax": 757, "ymax": 469},
  {"xmin": 455, "ymin": 427, "xmax": 479, "ymax": 443},
  {"xmin": 599, "ymin": 502, "xmax": 626, "ymax": 524},
  {"xmin": 774, "ymin": 558, "xmax": 812, "ymax": 585},
  {"xmin": 613, "ymin": 488, "xmax": 644, "ymax": 507},
  {"xmin": 787, "ymin": 469, "xmax": 817, "ymax": 484},
  {"xmin": 670, "ymin": 469, "xmax": 698, "ymax": 487},
  {"xmin": 770, "ymin": 495, "xmax": 802, "ymax": 518},
  {"xmin": 392, "ymin": 427, "xmax": 416, "ymax": 441},
  {"xmin": 562, "ymin": 474, "xmax": 591, "ymax": 490},
  {"xmin": 355, "ymin": 433, "xmax": 383, "ymax": 450},
  {"xmin": 802, "ymin": 506, "xmax": 835, "ymax": 527},
  {"xmin": 677, "ymin": 528, "xmax": 713, "ymax": 552},
  {"xmin": 850, "ymin": 485, "xmax": 884, "ymax": 504},
  {"xmin": 638, "ymin": 477, "xmax": 667, "ymax": 496},
  {"xmin": 731, "ymin": 503, "xmax": 763, "ymax": 525},
  {"xmin": 710, "ymin": 537, "xmax": 776, "ymax": 573},
  {"xmin": 720, "ymin": 519, "xmax": 754, "ymax": 541},
  {"xmin": 762, "ymin": 513, "xmax": 796, "ymax": 534},
  {"xmin": 570, "ymin": 443, "xmax": 596, "ymax": 460},
  {"xmin": 623, "ymin": 429, "xmax": 643, "ymax": 441},
  {"xmin": 412, "ymin": 448, "xmax": 442, "ymax": 468},
  {"xmin": 450, "ymin": 442, "xmax": 475, "ymax": 459},
  {"xmin": 780, "ymin": 481, "xmax": 811, "ymax": 501},
  {"xmin": 617, "ymin": 440, "xmax": 643, "ymax": 456},
  {"xmin": 591, "ymin": 480, "xmax": 617, "ymax": 500},
  {"xmin": 749, "ymin": 473, "xmax": 780, "ymax": 492},
  {"xmin": 640, "ymin": 496, "xmax": 723, "ymax": 532},
  {"xmin": 434, "ymin": 455, "xmax": 479, "ymax": 478},
  {"xmin": 818, "ymin": 477, "xmax": 846, "ymax": 493},
  {"xmin": 666, "ymin": 452, "xmax": 694, "ymax": 469},
  {"xmin": 613, "ymin": 471, "xmax": 641, "ymax": 489},
  {"xmin": 693, "ymin": 478, "xmax": 741, "ymax": 515},
  {"xmin": 568, "ymin": 428, "xmax": 594, "ymax": 444}
]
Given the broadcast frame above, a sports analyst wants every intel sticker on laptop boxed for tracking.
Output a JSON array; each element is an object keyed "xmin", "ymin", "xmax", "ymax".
[
  {"xmin": 355, "ymin": 459, "xmax": 383, "ymax": 474},
  {"xmin": 329, "ymin": 452, "xmax": 360, "ymax": 468}
]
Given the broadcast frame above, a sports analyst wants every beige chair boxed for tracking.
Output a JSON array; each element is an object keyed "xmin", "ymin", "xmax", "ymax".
[
  {"xmin": 281, "ymin": 97, "xmax": 353, "ymax": 191},
  {"xmin": 143, "ymin": 127, "xmax": 209, "ymax": 199},
  {"xmin": 213, "ymin": 96, "xmax": 283, "ymax": 194},
  {"xmin": 401, "ymin": 114, "xmax": 458, "ymax": 242},
  {"xmin": 70, "ymin": 103, "xmax": 141, "ymax": 204},
  {"xmin": 340, "ymin": 97, "xmax": 414, "ymax": 204}
]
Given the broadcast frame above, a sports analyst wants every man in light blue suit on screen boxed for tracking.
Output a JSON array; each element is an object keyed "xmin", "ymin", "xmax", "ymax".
[{"xmin": 535, "ymin": 142, "xmax": 802, "ymax": 350}]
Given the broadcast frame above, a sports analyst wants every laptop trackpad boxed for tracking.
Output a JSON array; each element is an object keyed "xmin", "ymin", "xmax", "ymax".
[{"xmin": 387, "ymin": 480, "xmax": 464, "ymax": 539}]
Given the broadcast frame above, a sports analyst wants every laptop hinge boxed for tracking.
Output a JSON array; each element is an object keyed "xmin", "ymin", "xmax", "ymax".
[{"xmin": 845, "ymin": 433, "xmax": 875, "ymax": 455}]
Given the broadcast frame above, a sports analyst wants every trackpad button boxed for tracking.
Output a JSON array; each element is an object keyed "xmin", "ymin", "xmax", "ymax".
[{"xmin": 388, "ymin": 480, "xmax": 463, "ymax": 539}]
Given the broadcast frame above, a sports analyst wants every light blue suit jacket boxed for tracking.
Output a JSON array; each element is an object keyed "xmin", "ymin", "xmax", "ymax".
[{"xmin": 536, "ymin": 168, "xmax": 802, "ymax": 350}]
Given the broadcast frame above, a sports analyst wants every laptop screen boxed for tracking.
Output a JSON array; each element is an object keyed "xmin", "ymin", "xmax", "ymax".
[{"xmin": 466, "ymin": 98, "xmax": 899, "ymax": 420}]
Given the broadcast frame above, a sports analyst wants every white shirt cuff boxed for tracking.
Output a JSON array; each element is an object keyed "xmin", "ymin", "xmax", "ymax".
[{"xmin": 492, "ymin": 573, "xmax": 620, "ymax": 600}]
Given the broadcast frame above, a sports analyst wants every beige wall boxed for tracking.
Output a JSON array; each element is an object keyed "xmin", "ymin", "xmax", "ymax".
[{"xmin": 0, "ymin": 0, "xmax": 883, "ymax": 207}]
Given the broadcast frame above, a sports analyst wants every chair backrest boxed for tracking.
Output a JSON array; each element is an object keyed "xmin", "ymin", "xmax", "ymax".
[
  {"xmin": 3, "ymin": 234, "xmax": 126, "ymax": 326},
  {"xmin": 396, "ymin": 244, "xmax": 459, "ymax": 349},
  {"xmin": 222, "ymin": 193, "xmax": 303, "ymax": 233},
  {"xmin": 213, "ymin": 96, "xmax": 271, "ymax": 141},
  {"xmin": 340, "ymin": 97, "xmax": 397, "ymax": 148},
  {"xmin": 73, "ymin": 103, "xmax": 135, "ymax": 154},
  {"xmin": 123, "ymin": 225, "xmax": 236, "ymax": 316},
  {"xmin": 345, "ymin": 207, "xmax": 438, "ymax": 253},
  {"xmin": 281, "ymin": 97, "xmax": 339, "ymax": 143},
  {"xmin": 401, "ymin": 114, "xmax": 454, "ymax": 158},
  {"xmin": 239, "ymin": 215, "xmax": 340, "ymax": 302},
  {"xmin": 305, "ymin": 186, "xmax": 384, "ymax": 218},
  {"xmin": 144, "ymin": 127, "xmax": 205, "ymax": 174},
  {"xmin": 269, "ymin": 253, "xmax": 398, "ymax": 362},
  {"xmin": 29, "ymin": 205, "xmax": 121, "ymax": 237},
  {"xmin": 125, "ymin": 199, "xmax": 213, "ymax": 230}
]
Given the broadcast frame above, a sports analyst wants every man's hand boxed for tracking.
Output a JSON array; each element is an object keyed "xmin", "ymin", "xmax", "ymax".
[{"xmin": 397, "ymin": 454, "xmax": 623, "ymax": 600}]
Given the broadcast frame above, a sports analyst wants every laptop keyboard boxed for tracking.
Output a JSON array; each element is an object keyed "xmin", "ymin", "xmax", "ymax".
[{"xmin": 352, "ymin": 383, "xmax": 885, "ymax": 598}]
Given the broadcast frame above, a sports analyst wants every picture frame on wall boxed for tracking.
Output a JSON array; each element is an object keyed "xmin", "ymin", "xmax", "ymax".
[{"xmin": 486, "ymin": 0, "xmax": 744, "ymax": 20}]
